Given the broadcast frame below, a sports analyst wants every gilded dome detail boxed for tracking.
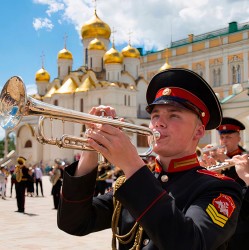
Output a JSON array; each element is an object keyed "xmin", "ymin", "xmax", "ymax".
[
  {"xmin": 55, "ymin": 78, "xmax": 78, "ymax": 94},
  {"xmin": 121, "ymin": 44, "xmax": 140, "ymax": 58},
  {"xmin": 88, "ymin": 38, "xmax": 106, "ymax": 50},
  {"xmin": 35, "ymin": 67, "xmax": 50, "ymax": 82},
  {"xmin": 103, "ymin": 47, "xmax": 123, "ymax": 64},
  {"xmin": 44, "ymin": 86, "xmax": 58, "ymax": 98},
  {"xmin": 81, "ymin": 11, "xmax": 111, "ymax": 39},
  {"xmin": 58, "ymin": 48, "xmax": 73, "ymax": 60}
]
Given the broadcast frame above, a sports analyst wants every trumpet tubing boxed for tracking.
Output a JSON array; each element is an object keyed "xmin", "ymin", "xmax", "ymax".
[
  {"xmin": 0, "ymin": 76, "xmax": 160, "ymax": 156},
  {"xmin": 207, "ymin": 162, "xmax": 234, "ymax": 172}
]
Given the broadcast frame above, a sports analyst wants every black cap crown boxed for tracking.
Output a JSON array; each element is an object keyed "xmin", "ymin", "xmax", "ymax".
[{"xmin": 146, "ymin": 68, "xmax": 222, "ymax": 130}]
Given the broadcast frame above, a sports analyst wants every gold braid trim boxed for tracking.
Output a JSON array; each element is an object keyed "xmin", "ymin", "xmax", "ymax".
[{"xmin": 112, "ymin": 176, "xmax": 144, "ymax": 250}]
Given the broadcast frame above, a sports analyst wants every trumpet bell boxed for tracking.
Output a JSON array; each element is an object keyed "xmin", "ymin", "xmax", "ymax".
[{"xmin": 0, "ymin": 76, "xmax": 26, "ymax": 131}]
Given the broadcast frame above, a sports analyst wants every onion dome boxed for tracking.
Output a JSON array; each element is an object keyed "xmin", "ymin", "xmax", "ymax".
[
  {"xmin": 121, "ymin": 44, "xmax": 140, "ymax": 58},
  {"xmin": 81, "ymin": 11, "xmax": 111, "ymax": 40},
  {"xmin": 159, "ymin": 48, "xmax": 172, "ymax": 72},
  {"xmin": 88, "ymin": 38, "xmax": 106, "ymax": 50},
  {"xmin": 159, "ymin": 61, "xmax": 172, "ymax": 72},
  {"xmin": 103, "ymin": 47, "xmax": 123, "ymax": 64},
  {"xmin": 35, "ymin": 67, "xmax": 50, "ymax": 82},
  {"xmin": 58, "ymin": 48, "xmax": 73, "ymax": 60}
]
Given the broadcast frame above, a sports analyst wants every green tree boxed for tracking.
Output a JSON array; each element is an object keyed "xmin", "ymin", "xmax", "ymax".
[{"xmin": 0, "ymin": 133, "xmax": 16, "ymax": 158}]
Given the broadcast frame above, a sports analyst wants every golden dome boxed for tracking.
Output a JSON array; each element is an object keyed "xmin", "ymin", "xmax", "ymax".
[
  {"xmin": 35, "ymin": 67, "xmax": 50, "ymax": 82},
  {"xmin": 58, "ymin": 48, "xmax": 73, "ymax": 60},
  {"xmin": 159, "ymin": 48, "xmax": 172, "ymax": 72},
  {"xmin": 159, "ymin": 61, "xmax": 172, "ymax": 72},
  {"xmin": 76, "ymin": 77, "xmax": 97, "ymax": 92},
  {"xmin": 88, "ymin": 38, "xmax": 106, "ymax": 50},
  {"xmin": 121, "ymin": 44, "xmax": 140, "ymax": 58},
  {"xmin": 44, "ymin": 86, "xmax": 58, "ymax": 98},
  {"xmin": 81, "ymin": 11, "xmax": 111, "ymax": 40},
  {"xmin": 55, "ymin": 78, "xmax": 77, "ymax": 94},
  {"xmin": 103, "ymin": 47, "xmax": 123, "ymax": 64}
]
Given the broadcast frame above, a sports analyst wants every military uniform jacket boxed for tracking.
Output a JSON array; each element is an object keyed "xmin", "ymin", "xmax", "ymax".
[{"xmin": 58, "ymin": 155, "xmax": 242, "ymax": 250}]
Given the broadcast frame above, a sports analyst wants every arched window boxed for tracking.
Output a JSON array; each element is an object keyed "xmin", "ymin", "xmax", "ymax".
[
  {"xmin": 213, "ymin": 69, "xmax": 217, "ymax": 87},
  {"xmin": 237, "ymin": 65, "xmax": 241, "ymax": 83},
  {"xmin": 80, "ymin": 98, "xmax": 84, "ymax": 112},
  {"xmin": 24, "ymin": 140, "xmax": 32, "ymax": 148},
  {"xmin": 232, "ymin": 66, "xmax": 236, "ymax": 84}
]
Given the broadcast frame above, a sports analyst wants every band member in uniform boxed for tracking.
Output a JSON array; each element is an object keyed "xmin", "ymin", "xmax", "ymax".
[
  {"xmin": 57, "ymin": 68, "xmax": 242, "ymax": 249},
  {"xmin": 15, "ymin": 156, "xmax": 29, "ymax": 213},
  {"xmin": 215, "ymin": 118, "xmax": 249, "ymax": 249},
  {"xmin": 49, "ymin": 158, "xmax": 65, "ymax": 209}
]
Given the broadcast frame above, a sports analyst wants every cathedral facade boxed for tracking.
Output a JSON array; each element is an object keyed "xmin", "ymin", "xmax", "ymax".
[{"xmin": 15, "ymin": 11, "xmax": 249, "ymax": 166}]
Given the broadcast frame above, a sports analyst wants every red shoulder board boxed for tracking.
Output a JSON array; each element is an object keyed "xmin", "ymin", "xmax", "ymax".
[{"xmin": 197, "ymin": 169, "xmax": 234, "ymax": 181}]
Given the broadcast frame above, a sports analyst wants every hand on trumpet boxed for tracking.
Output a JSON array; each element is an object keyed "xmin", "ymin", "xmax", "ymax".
[
  {"xmin": 76, "ymin": 105, "xmax": 145, "ymax": 179},
  {"xmin": 225, "ymin": 154, "xmax": 249, "ymax": 186}
]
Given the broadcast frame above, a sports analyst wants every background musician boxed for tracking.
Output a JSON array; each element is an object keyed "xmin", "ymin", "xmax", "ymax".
[
  {"xmin": 57, "ymin": 68, "xmax": 242, "ymax": 249},
  {"xmin": 216, "ymin": 117, "xmax": 247, "ymax": 186},
  {"xmin": 49, "ymin": 158, "xmax": 65, "ymax": 209},
  {"xmin": 206, "ymin": 117, "xmax": 249, "ymax": 250},
  {"xmin": 15, "ymin": 156, "xmax": 29, "ymax": 213}
]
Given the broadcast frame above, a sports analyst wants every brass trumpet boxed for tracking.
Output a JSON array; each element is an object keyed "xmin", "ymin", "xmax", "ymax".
[{"xmin": 0, "ymin": 76, "xmax": 160, "ymax": 157}]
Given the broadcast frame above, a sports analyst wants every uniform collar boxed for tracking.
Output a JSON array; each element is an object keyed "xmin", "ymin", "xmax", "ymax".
[
  {"xmin": 155, "ymin": 153, "xmax": 200, "ymax": 173},
  {"xmin": 227, "ymin": 148, "xmax": 244, "ymax": 158}
]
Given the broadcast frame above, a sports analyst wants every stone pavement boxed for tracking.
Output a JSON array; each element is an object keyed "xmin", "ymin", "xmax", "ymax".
[{"xmin": 0, "ymin": 175, "xmax": 112, "ymax": 250}]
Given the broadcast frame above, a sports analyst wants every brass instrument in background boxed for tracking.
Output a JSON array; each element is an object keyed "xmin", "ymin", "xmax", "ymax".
[
  {"xmin": 196, "ymin": 145, "xmax": 226, "ymax": 158},
  {"xmin": 0, "ymin": 150, "xmax": 16, "ymax": 168},
  {"xmin": 0, "ymin": 76, "xmax": 160, "ymax": 158}
]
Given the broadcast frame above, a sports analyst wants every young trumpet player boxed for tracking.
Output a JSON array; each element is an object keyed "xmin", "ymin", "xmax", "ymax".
[{"xmin": 57, "ymin": 68, "xmax": 242, "ymax": 249}]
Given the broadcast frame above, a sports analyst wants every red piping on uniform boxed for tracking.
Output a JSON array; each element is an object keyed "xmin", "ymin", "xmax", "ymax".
[{"xmin": 136, "ymin": 190, "xmax": 167, "ymax": 222}]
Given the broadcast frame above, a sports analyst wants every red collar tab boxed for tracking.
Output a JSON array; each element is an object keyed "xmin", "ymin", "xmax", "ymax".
[
  {"xmin": 155, "ymin": 159, "xmax": 162, "ymax": 173},
  {"xmin": 155, "ymin": 154, "xmax": 200, "ymax": 173},
  {"xmin": 155, "ymin": 87, "xmax": 209, "ymax": 127},
  {"xmin": 168, "ymin": 154, "xmax": 199, "ymax": 172},
  {"xmin": 217, "ymin": 124, "xmax": 240, "ymax": 132},
  {"xmin": 227, "ymin": 148, "xmax": 244, "ymax": 158}
]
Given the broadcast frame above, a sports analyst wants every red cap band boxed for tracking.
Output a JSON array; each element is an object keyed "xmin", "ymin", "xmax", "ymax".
[
  {"xmin": 155, "ymin": 87, "xmax": 210, "ymax": 126},
  {"xmin": 217, "ymin": 124, "xmax": 240, "ymax": 132}
]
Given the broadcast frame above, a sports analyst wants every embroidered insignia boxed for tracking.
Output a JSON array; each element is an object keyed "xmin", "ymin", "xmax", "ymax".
[
  {"xmin": 206, "ymin": 193, "xmax": 236, "ymax": 227},
  {"xmin": 162, "ymin": 88, "xmax": 171, "ymax": 96}
]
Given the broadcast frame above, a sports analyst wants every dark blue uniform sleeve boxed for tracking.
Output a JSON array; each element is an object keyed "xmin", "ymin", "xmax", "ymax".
[
  {"xmin": 115, "ymin": 166, "xmax": 242, "ymax": 250},
  {"xmin": 57, "ymin": 162, "xmax": 114, "ymax": 236}
]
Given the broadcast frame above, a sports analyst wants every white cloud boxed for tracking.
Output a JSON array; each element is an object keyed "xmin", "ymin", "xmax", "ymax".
[
  {"xmin": 32, "ymin": 0, "xmax": 249, "ymax": 50},
  {"xmin": 33, "ymin": 17, "xmax": 54, "ymax": 31}
]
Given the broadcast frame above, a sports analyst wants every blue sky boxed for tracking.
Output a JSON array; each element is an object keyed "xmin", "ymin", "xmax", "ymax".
[{"xmin": 1, "ymin": 0, "xmax": 249, "ymax": 140}]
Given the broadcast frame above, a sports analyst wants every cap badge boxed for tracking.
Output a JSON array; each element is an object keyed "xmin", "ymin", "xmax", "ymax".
[
  {"xmin": 222, "ymin": 126, "xmax": 227, "ymax": 130},
  {"xmin": 162, "ymin": 88, "xmax": 171, "ymax": 96},
  {"xmin": 201, "ymin": 112, "xmax": 205, "ymax": 117}
]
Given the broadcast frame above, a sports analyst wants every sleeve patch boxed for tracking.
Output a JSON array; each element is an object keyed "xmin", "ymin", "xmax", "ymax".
[{"xmin": 206, "ymin": 193, "xmax": 236, "ymax": 227}]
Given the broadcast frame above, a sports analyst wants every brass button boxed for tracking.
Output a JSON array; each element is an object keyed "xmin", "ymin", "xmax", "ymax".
[
  {"xmin": 161, "ymin": 175, "xmax": 169, "ymax": 182},
  {"xmin": 143, "ymin": 239, "xmax": 150, "ymax": 246}
]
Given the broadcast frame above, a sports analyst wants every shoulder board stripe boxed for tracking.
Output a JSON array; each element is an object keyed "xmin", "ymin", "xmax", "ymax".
[{"xmin": 206, "ymin": 204, "xmax": 228, "ymax": 227}]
